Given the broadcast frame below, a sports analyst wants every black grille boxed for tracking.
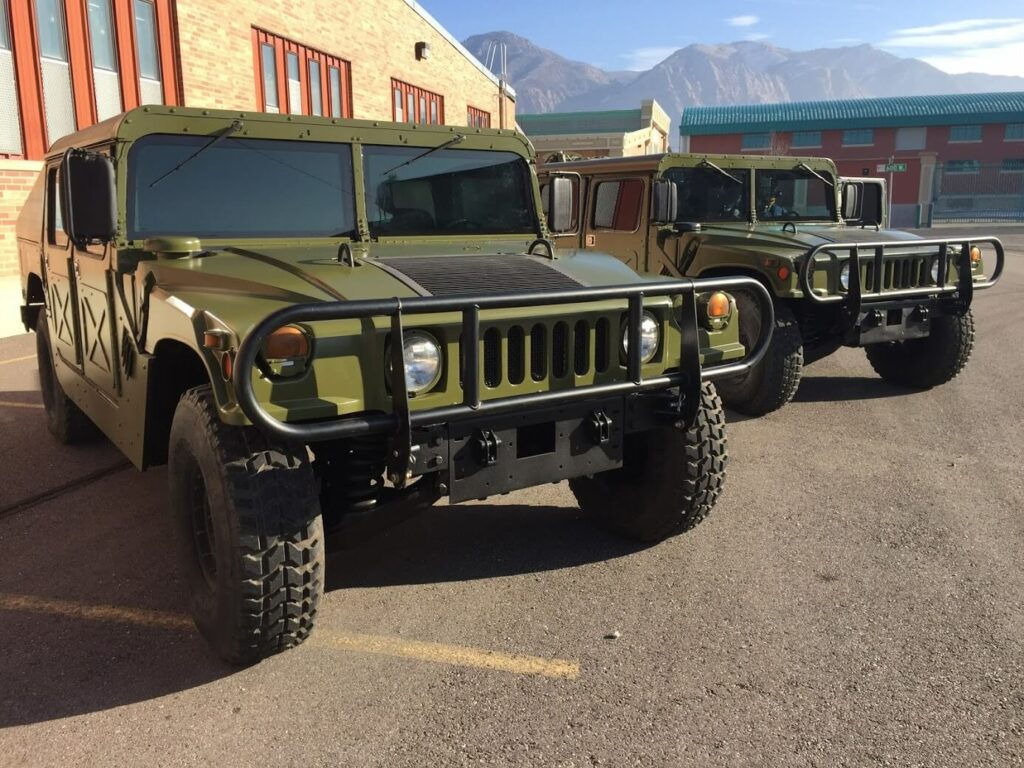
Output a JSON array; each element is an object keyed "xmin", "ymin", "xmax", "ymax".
[
  {"xmin": 483, "ymin": 328, "xmax": 502, "ymax": 387},
  {"xmin": 863, "ymin": 256, "xmax": 935, "ymax": 291},
  {"xmin": 377, "ymin": 255, "xmax": 583, "ymax": 296},
  {"xmin": 552, "ymin": 322, "xmax": 569, "ymax": 379},
  {"xmin": 595, "ymin": 318, "xmax": 610, "ymax": 373},
  {"xmin": 508, "ymin": 326, "xmax": 525, "ymax": 385},
  {"xmin": 530, "ymin": 324, "xmax": 546, "ymax": 381},
  {"xmin": 574, "ymin": 320, "xmax": 589, "ymax": 376}
]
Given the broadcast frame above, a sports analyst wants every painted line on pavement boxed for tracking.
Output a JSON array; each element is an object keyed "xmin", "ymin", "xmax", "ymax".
[
  {"xmin": 0, "ymin": 354, "xmax": 35, "ymax": 367},
  {"xmin": 0, "ymin": 592, "xmax": 581, "ymax": 680},
  {"xmin": 0, "ymin": 400, "xmax": 43, "ymax": 409}
]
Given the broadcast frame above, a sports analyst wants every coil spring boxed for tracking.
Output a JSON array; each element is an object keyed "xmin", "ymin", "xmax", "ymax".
[{"xmin": 318, "ymin": 435, "xmax": 388, "ymax": 515}]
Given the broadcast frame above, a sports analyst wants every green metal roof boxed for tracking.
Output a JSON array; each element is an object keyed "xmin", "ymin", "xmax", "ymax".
[
  {"xmin": 517, "ymin": 109, "xmax": 643, "ymax": 136},
  {"xmin": 679, "ymin": 91, "xmax": 1024, "ymax": 135}
]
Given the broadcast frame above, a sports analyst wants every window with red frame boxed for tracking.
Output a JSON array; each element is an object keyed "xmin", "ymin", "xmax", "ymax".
[
  {"xmin": 391, "ymin": 78, "xmax": 443, "ymax": 125},
  {"xmin": 253, "ymin": 29, "xmax": 351, "ymax": 119},
  {"xmin": 592, "ymin": 179, "xmax": 644, "ymax": 231},
  {"xmin": 467, "ymin": 105, "xmax": 490, "ymax": 129}
]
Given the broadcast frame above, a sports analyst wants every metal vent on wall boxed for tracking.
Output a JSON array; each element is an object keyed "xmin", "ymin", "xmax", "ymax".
[{"xmin": 377, "ymin": 255, "xmax": 582, "ymax": 297}]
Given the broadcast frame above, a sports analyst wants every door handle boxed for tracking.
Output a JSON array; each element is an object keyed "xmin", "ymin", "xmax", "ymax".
[{"xmin": 73, "ymin": 258, "xmax": 81, "ymax": 279}]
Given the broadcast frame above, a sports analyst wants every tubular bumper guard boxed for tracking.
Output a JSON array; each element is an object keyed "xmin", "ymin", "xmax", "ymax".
[
  {"xmin": 798, "ymin": 236, "xmax": 1005, "ymax": 314},
  {"xmin": 233, "ymin": 277, "xmax": 773, "ymax": 445}
]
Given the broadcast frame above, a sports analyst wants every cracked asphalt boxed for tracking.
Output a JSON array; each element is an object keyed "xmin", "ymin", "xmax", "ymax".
[{"xmin": 0, "ymin": 228, "xmax": 1021, "ymax": 767}]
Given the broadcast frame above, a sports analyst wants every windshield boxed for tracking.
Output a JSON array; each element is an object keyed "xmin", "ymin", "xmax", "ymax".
[
  {"xmin": 127, "ymin": 134, "xmax": 357, "ymax": 239},
  {"xmin": 663, "ymin": 166, "xmax": 750, "ymax": 222},
  {"xmin": 755, "ymin": 168, "xmax": 836, "ymax": 222},
  {"xmin": 362, "ymin": 145, "xmax": 536, "ymax": 237}
]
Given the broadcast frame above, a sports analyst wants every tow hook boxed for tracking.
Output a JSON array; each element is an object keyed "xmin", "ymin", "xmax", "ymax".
[
  {"xmin": 589, "ymin": 409, "xmax": 613, "ymax": 445},
  {"xmin": 475, "ymin": 429, "xmax": 501, "ymax": 466}
]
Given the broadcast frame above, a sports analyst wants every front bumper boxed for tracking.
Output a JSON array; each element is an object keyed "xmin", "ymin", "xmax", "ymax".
[{"xmin": 233, "ymin": 277, "xmax": 774, "ymax": 488}]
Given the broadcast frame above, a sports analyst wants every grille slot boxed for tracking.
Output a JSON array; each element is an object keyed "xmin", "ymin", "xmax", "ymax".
[
  {"xmin": 377, "ymin": 255, "xmax": 583, "ymax": 297},
  {"xmin": 530, "ymin": 324, "xmax": 547, "ymax": 381},
  {"xmin": 595, "ymin": 318, "xmax": 610, "ymax": 373},
  {"xmin": 552, "ymin": 322, "xmax": 569, "ymax": 379},
  {"xmin": 574, "ymin": 320, "xmax": 589, "ymax": 376},
  {"xmin": 508, "ymin": 326, "xmax": 525, "ymax": 385},
  {"xmin": 483, "ymin": 328, "xmax": 502, "ymax": 387}
]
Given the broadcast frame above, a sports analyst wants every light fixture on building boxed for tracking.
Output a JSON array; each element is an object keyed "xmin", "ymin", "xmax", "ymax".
[{"xmin": 415, "ymin": 42, "xmax": 431, "ymax": 60}]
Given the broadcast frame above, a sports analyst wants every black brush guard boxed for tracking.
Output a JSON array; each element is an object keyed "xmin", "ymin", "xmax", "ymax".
[
  {"xmin": 233, "ymin": 277, "xmax": 773, "ymax": 453},
  {"xmin": 798, "ymin": 236, "xmax": 1005, "ymax": 316}
]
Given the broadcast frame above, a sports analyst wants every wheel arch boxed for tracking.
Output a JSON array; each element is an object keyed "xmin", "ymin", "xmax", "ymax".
[{"xmin": 143, "ymin": 338, "xmax": 214, "ymax": 468}]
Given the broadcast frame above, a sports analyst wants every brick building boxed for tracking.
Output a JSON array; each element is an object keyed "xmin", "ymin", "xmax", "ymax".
[
  {"xmin": 678, "ymin": 92, "xmax": 1024, "ymax": 226},
  {"xmin": 518, "ymin": 99, "xmax": 671, "ymax": 162},
  {"xmin": 0, "ymin": 0, "xmax": 515, "ymax": 275}
]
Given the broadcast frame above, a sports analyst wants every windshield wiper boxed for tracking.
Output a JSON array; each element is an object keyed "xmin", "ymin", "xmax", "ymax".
[
  {"xmin": 382, "ymin": 134, "xmax": 466, "ymax": 176},
  {"xmin": 699, "ymin": 159, "xmax": 743, "ymax": 185},
  {"xmin": 149, "ymin": 119, "xmax": 244, "ymax": 188},
  {"xmin": 796, "ymin": 162, "xmax": 834, "ymax": 188}
]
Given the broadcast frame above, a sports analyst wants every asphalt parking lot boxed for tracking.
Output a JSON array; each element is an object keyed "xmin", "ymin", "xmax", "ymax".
[{"xmin": 1, "ymin": 229, "xmax": 1022, "ymax": 767}]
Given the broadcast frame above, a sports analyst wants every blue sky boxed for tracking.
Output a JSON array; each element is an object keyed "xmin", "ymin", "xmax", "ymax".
[{"xmin": 422, "ymin": 0, "xmax": 1024, "ymax": 77}]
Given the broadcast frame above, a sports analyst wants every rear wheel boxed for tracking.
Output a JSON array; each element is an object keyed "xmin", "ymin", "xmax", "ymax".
[
  {"xmin": 168, "ymin": 385, "xmax": 324, "ymax": 664},
  {"xmin": 570, "ymin": 382, "xmax": 727, "ymax": 543},
  {"xmin": 716, "ymin": 291, "xmax": 803, "ymax": 416},
  {"xmin": 865, "ymin": 310, "xmax": 974, "ymax": 388},
  {"xmin": 35, "ymin": 315, "xmax": 98, "ymax": 444}
]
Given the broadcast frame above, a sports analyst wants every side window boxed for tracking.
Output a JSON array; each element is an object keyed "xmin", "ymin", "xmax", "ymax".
[
  {"xmin": 592, "ymin": 179, "xmax": 643, "ymax": 231},
  {"xmin": 46, "ymin": 167, "xmax": 67, "ymax": 246}
]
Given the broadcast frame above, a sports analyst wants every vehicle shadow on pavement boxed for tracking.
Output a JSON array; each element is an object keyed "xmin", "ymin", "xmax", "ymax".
[
  {"xmin": 325, "ymin": 502, "xmax": 646, "ymax": 590},
  {"xmin": 0, "ymin": 469, "xmax": 236, "ymax": 728},
  {"xmin": 793, "ymin": 375, "xmax": 911, "ymax": 403}
]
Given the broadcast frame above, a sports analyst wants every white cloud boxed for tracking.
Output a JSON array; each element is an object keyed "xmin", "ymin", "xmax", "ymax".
[
  {"xmin": 896, "ymin": 18, "xmax": 1021, "ymax": 36},
  {"xmin": 619, "ymin": 46, "xmax": 677, "ymax": 71},
  {"xmin": 880, "ymin": 18, "xmax": 1024, "ymax": 49},
  {"xmin": 923, "ymin": 43, "xmax": 1024, "ymax": 77},
  {"xmin": 727, "ymin": 15, "xmax": 759, "ymax": 27},
  {"xmin": 744, "ymin": 32, "xmax": 771, "ymax": 42}
]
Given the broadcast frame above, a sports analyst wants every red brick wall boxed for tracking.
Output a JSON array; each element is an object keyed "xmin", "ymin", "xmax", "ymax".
[{"xmin": 0, "ymin": 161, "xmax": 42, "ymax": 277}]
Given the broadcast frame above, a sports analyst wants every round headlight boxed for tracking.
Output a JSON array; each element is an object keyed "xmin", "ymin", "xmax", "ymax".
[
  {"xmin": 931, "ymin": 260, "xmax": 940, "ymax": 283},
  {"xmin": 839, "ymin": 262, "xmax": 851, "ymax": 291},
  {"xmin": 402, "ymin": 332, "xmax": 443, "ymax": 394},
  {"xmin": 622, "ymin": 310, "xmax": 660, "ymax": 364}
]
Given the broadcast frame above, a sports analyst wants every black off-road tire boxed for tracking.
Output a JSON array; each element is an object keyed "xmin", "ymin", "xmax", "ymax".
[
  {"xmin": 570, "ymin": 382, "xmax": 727, "ymax": 543},
  {"xmin": 865, "ymin": 310, "xmax": 975, "ymax": 389},
  {"xmin": 168, "ymin": 385, "xmax": 325, "ymax": 665},
  {"xmin": 35, "ymin": 315, "xmax": 99, "ymax": 444},
  {"xmin": 716, "ymin": 291, "xmax": 803, "ymax": 416}
]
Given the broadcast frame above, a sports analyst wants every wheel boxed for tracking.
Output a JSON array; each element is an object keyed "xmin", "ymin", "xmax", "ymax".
[
  {"xmin": 865, "ymin": 310, "xmax": 974, "ymax": 388},
  {"xmin": 35, "ymin": 314, "xmax": 99, "ymax": 444},
  {"xmin": 570, "ymin": 381, "xmax": 727, "ymax": 543},
  {"xmin": 716, "ymin": 291, "xmax": 803, "ymax": 416},
  {"xmin": 168, "ymin": 385, "xmax": 324, "ymax": 664}
]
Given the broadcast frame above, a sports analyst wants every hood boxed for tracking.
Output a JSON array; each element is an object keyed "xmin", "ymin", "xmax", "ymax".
[{"xmin": 698, "ymin": 222, "xmax": 922, "ymax": 257}]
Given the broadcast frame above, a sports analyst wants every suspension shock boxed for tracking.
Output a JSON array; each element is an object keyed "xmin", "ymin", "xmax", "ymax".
[{"xmin": 315, "ymin": 435, "xmax": 388, "ymax": 518}]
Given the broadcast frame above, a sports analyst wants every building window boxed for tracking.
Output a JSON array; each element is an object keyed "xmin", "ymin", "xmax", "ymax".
[
  {"xmin": 1001, "ymin": 158, "xmax": 1024, "ymax": 173},
  {"xmin": 87, "ymin": 0, "xmax": 122, "ymax": 121},
  {"xmin": 253, "ymin": 29, "xmax": 351, "ymax": 119},
  {"xmin": 741, "ymin": 133, "xmax": 770, "ymax": 150},
  {"xmin": 134, "ymin": 0, "xmax": 162, "ymax": 104},
  {"xmin": 592, "ymin": 179, "xmax": 644, "ymax": 231},
  {"xmin": 0, "ymin": 0, "xmax": 23, "ymax": 155},
  {"xmin": 842, "ymin": 128, "xmax": 874, "ymax": 146},
  {"xmin": 35, "ymin": 0, "xmax": 76, "ymax": 144},
  {"xmin": 467, "ymin": 105, "xmax": 490, "ymax": 128},
  {"xmin": 949, "ymin": 124, "xmax": 982, "ymax": 142},
  {"xmin": 391, "ymin": 78, "xmax": 443, "ymax": 124},
  {"xmin": 790, "ymin": 131, "xmax": 821, "ymax": 148},
  {"xmin": 1005, "ymin": 123, "xmax": 1024, "ymax": 141},
  {"xmin": 946, "ymin": 160, "xmax": 980, "ymax": 174},
  {"xmin": 895, "ymin": 126, "xmax": 926, "ymax": 151}
]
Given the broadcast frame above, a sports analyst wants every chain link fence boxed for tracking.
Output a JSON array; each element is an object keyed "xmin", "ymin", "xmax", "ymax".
[{"xmin": 930, "ymin": 161, "xmax": 1024, "ymax": 224}]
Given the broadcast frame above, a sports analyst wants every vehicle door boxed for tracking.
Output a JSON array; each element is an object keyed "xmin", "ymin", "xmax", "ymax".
[
  {"xmin": 42, "ymin": 164, "xmax": 82, "ymax": 371},
  {"xmin": 581, "ymin": 175, "xmax": 648, "ymax": 272}
]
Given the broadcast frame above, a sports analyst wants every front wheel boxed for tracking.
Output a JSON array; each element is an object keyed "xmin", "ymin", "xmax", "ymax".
[
  {"xmin": 570, "ymin": 382, "xmax": 727, "ymax": 543},
  {"xmin": 715, "ymin": 291, "xmax": 803, "ymax": 416},
  {"xmin": 865, "ymin": 310, "xmax": 975, "ymax": 388},
  {"xmin": 168, "ymin": 385, "xmax": 325, "ymax": 664}
]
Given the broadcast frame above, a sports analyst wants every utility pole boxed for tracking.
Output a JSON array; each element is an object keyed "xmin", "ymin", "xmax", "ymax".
[{"xmin": 888, "ymin": 154, "xmax": 895, "ymax": 226}]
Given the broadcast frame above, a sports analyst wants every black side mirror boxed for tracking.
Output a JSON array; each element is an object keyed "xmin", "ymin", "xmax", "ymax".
[
  {"xmin": 59, "ymin": 149, "xmax": 117, "ymax": 247},
  {"xmin": 651, "ymin": 179, "xmax": 678, "ymax": 225},
  {"xmin": 547, "ymin": 176, "xmax": 573, "ymax": 233},
  {"xmin": 841, "ymin": 182, "xmax": 861, "ymax": 221}
]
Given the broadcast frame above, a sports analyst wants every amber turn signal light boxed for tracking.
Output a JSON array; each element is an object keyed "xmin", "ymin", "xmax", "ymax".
[
  {"xmin": 777, "ymin": 266, "xmax": 791, "ymax": 281},
  {"xmin": 970, "ymin": 246, "xmax": 982, "ymax": 264},
  {"xmin": 706, "ymin": 291, "xmax": 731, "ymax": 319},
  {"xmin": 262, "ymin": 325, "xmax": 310, "ymax": 361}
]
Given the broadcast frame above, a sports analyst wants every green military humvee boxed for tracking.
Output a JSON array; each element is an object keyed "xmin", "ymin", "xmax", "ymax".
[
  {"xmin": 539, "ymin": 153, "xmax": 1004, "ymax": 415},
  {"xmin": 17, "ymin": 107, "xmax": 773, "ymax": 664}
]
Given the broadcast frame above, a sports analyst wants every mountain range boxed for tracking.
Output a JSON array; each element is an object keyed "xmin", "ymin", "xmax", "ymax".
[{"xmin": 463, "ymin": 32, "xmax": 1024, "ymax": 117}]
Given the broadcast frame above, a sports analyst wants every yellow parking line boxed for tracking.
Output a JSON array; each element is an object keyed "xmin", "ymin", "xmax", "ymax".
[
  {"xmin": 0, "ymin": 400, "xmax": 43, "ymax": 409},
  {"xmin": 0, "ymin": 354, "xmax": 35, "ymax": 367},
  {"xmin": 0, "ymin": 592, "xmax": 580, "ymax": 679}
]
